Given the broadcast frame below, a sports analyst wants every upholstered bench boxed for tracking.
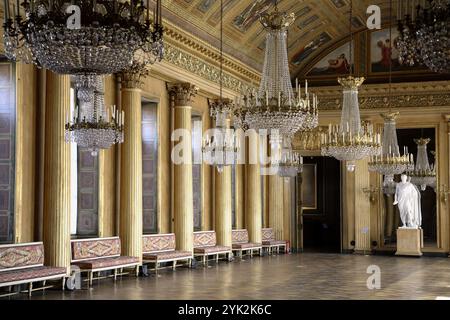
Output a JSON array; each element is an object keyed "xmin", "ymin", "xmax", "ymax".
[
  {"xmin": 232, "ymin": 229, "xmax": 263, "ymax": 258},
  {"xmin": 193, "ymin": 231, "xmax": 232, "ymax": 266},
  {"xmin": 142, "ymin": 234, "xmax": 192, "ymax": 273},
  {"xmin": 0, "ymin": 242, "xmax": 66, "ymax": 297},
  {"xmin": 262, "ymin": 228, "xmax": 287, "ymax": 254},
  {"xmin": 71, "ymin": 237, "xmax": 140, "ymax": 286}
]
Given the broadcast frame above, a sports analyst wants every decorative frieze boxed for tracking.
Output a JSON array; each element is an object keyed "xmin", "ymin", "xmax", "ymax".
[
  {"xmin": 312, "ymin": 82, "xmax": 450, "ymax": 110},
  {"xmin": 164, "ymin": 43, "xmax": 256, "ymax": 94}
]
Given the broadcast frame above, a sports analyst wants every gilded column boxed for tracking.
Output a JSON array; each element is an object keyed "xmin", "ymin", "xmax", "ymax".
[
  {"xmin": 212, "ymin": 100, "xmax": 232, "ymax": 247},
  {"xmin": 98, "ymin": 75, "xmax": 116, "ymax": 237},
  {"xmin": 119, "ymin": 74, "xmax": 143, "ymax": 261},
  {"xmin": 43, "ymin": 72, "xmax": 71, "ymax": 274},
  {"xmin": 246, "ymin": 130, "xmax": 262, "ymax": 243},
  {"xmin": 168, "ymin": 83, "xmax": 198, "ymax": 252},
  {"xmin": 15, "ymin": 63, "xmax": 37, "ymax": 243},
  {"xmin": 235, "ymin": 129, "xmax": 245, "ymax": 229},
  {"xmin": 354, "ymin": 159, "xmax": 371, "ymax": 253},
  {"xmin": 269, "ymin": 173, "xmax": 285, "ymax": 240},
  {"xmin": 283, "ymin": 177, "xmax": 292, "ymax": 243}
]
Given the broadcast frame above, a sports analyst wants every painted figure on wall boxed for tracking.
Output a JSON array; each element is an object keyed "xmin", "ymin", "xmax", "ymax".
[
  {"xmin": 326, "ymin": 54, "xmax": 350, "ymax": 74},
  {"xmin": 233, "ymin": 0, "xmax": 275, "ymax": 31},
  {"xmin": 291, "ymin": 32, "xmax": 332, "ymax": 66},
  {"xmin": 306, "ymin": 41, "xmax": 353, "ymax": 76},
  {"xmin": 377, "ymin": 39, "xmax": 393, "ymax": 68},
  {"xmin": 370, "ymin": 28, "xmax": 426, "ymax": 73}
]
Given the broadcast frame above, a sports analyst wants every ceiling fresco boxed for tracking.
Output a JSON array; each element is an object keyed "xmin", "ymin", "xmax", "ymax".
[{"xmin": 163, "ymin": 0, "xmax": 401, "ymax": 79}]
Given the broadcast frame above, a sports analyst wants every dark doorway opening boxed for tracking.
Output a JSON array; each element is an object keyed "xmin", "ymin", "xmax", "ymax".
[{"xmin": 301, "ymin": 157, "xmax": 341, "ymax": 253}]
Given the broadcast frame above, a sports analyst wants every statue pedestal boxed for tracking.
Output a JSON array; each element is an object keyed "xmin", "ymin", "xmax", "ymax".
[{"xmin": 395, "ymin": 228, "xmax": 423, "ymax": 257}]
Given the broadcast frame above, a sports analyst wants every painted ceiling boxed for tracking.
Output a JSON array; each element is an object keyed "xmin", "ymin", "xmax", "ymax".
[{"xmin": 163, "ymin": 0, "xmax": 400, "ymax": 79}]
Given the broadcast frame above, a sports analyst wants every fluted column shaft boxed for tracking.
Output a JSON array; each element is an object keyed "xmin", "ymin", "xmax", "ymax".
[
  {"xmin": 168, "ymin": 83, "xmax": 198, "ymax": 252},
  {"xmin": 43, "ymin": 72, "xmax": 71, "ymax": 274},
  {"xmin": 99, "ymin": 75, "xmax": 116, "ymax": 237},
  {"xmin": 269, "ymin": 174, "xmax": 285, "ymax": 240},
  {"xmin": 246, "ymin": 130, "xmax": 262, "ymax": 243},
  {"xmin": 120, "ymin": 83, "xmax": 143, "ymax": 261},
  {"xmin": 354, "ymin": 159, "xmax": 371, "ymax": 252},
  {"xmin": 283, "ymin": 177, "xmax": 292, "ymax": 243},
  {"xmin": 215, "ymin": 119, "xmax": 232, "ymax": 247}
]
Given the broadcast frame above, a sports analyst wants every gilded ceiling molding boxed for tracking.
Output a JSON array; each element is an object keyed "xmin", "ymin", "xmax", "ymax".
[
  {"xmin": 164, "ymin": 42, "xmax": 256, "ymax": 94},
  {"xmin": 164, "ymin": 20, "xmax": 261, "ymax": 84},
  {"xmin": 311, "ymin": 81, "xmax": 450, "ymax": 110}
]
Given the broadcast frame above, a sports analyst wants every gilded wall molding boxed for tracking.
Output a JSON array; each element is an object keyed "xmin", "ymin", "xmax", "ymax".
[{"xmin": 311, "ymin": 81, "xmax": 450, "ymax": 110}]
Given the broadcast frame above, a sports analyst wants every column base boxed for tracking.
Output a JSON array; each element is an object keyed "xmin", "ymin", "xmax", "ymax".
[
  {"xmin": 353, "ymin": 249, "xmax": 373, "ymax": 255},
  {"xmin": 395, "ymin": 227, "xmax": 423, "ymax": 257}
]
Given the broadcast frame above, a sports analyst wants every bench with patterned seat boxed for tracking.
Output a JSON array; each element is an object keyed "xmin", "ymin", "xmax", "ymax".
[
  {"xmin": 193, "ymin": 231, "xmax": 232, "ymax": 266},
  {"xmin": 71, "ymin": 237, "xmax": 140, "ymax": 286},
  {"xmin": 142, "ymin": 234, "xmax": 192, "ymax": 273},
  {"xmin": 232, "ymin": 229, "xmax": 263, "ymax": 258},
  {"xmin": 0, "ymin": 242, "xmax": 66, "ymax": 297},
  {"xmin": 262, "ymin": 228, "xmax": 287, "ymax": 254}
]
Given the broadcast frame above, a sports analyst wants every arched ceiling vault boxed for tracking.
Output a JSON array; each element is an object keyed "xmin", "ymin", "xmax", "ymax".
[{"xmin": 163, "ymin": 0, "xmax": 400, "ymax": 80}]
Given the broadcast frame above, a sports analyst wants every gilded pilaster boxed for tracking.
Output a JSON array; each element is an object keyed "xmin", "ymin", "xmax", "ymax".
[
  {"xmin": 42, "ymin": 72, "xmax": 71, "ymax": 274},
  {"xmin": 168, "ymin": 83, "xmax": 198, "ymax": 252},
  {"xmin": 246, "ymin": 130, "xmax": 262, "ymax": 243},
  {"xmin": 119, "ymin": 74, "xmax": 143, "ymax": 261}
]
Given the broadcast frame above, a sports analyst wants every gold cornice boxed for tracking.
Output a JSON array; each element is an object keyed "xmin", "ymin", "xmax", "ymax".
[
  {"xmin": 311, "ymin": 81, "xmax": 450, "ymax": 110},
  {"xmin": 163, "ymin": 19, "xmax": 261, "ymax": 85},
  {"xmin": 163, "ymin": 43, "xmax": 257, "ymax": 94}
]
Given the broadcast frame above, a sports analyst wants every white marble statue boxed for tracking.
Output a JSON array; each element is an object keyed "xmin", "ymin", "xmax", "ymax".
[{"xmin": 393, "ymin": 174, "xmax": 422, "ymax": 228}]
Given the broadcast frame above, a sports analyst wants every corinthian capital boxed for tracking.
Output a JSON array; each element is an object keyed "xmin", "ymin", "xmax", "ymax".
[{"xmin": 167, "ymin": 83, "xmax": 199, "ymax": 107}]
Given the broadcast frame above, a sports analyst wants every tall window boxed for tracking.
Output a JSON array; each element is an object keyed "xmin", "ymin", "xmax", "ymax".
[
  {"xmin": 70, "ymin": 85, "xmax": 99, "ymax": 237},
  {"xmin": 142, "ymin": 101, "xmax": 158, "ymax": 234},
  {"xmin": 0, "ymin": 62, "xmax": 15, "ymax": 244},
  {"xmin": 192, "ymin": 114, "xmax": 202, "ymax": 231}
]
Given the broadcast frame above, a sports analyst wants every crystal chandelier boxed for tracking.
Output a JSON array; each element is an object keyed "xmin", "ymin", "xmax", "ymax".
[
  {"xmin": 320, "ymin": 1, "xmax": 380, "ymax": 172},
  {"xmin": 409, "ymin": 138, "xmax": 436, "ymax": 191},
  {"xmin": 276, "ymin": 136, "xmax": 303, "ymax": 178},
  {"xmin": 2, "ymin": 0, "xmax": 164, "ymax": 74},
  {"xmin": 234, "ymin": 2, "xmax": 319, "ymax": 141},
  {"xmin": 202, "ymin": 0, "xmax": 238, "ymax": 173},
  {"xmin": 368, "ymin": 113, "xmax": 414, "ymax": 194},
  {"xmin": 65, "ymin": 75, "xmax": 124, "ymax": 156},
  {"xmin": 320, "ymin": 77, "xmax": 381, "ymax": 172},
  {"xmin": 203, "ymin": 99, "xmax": 239, "ymax": 173},
  {"xmin": 368, "ymin": 3, "xmax": 414, "ymax": 193},
  {"xmin": 397, "ymin": 0, "xmax": 450, "ymax": 73}
]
